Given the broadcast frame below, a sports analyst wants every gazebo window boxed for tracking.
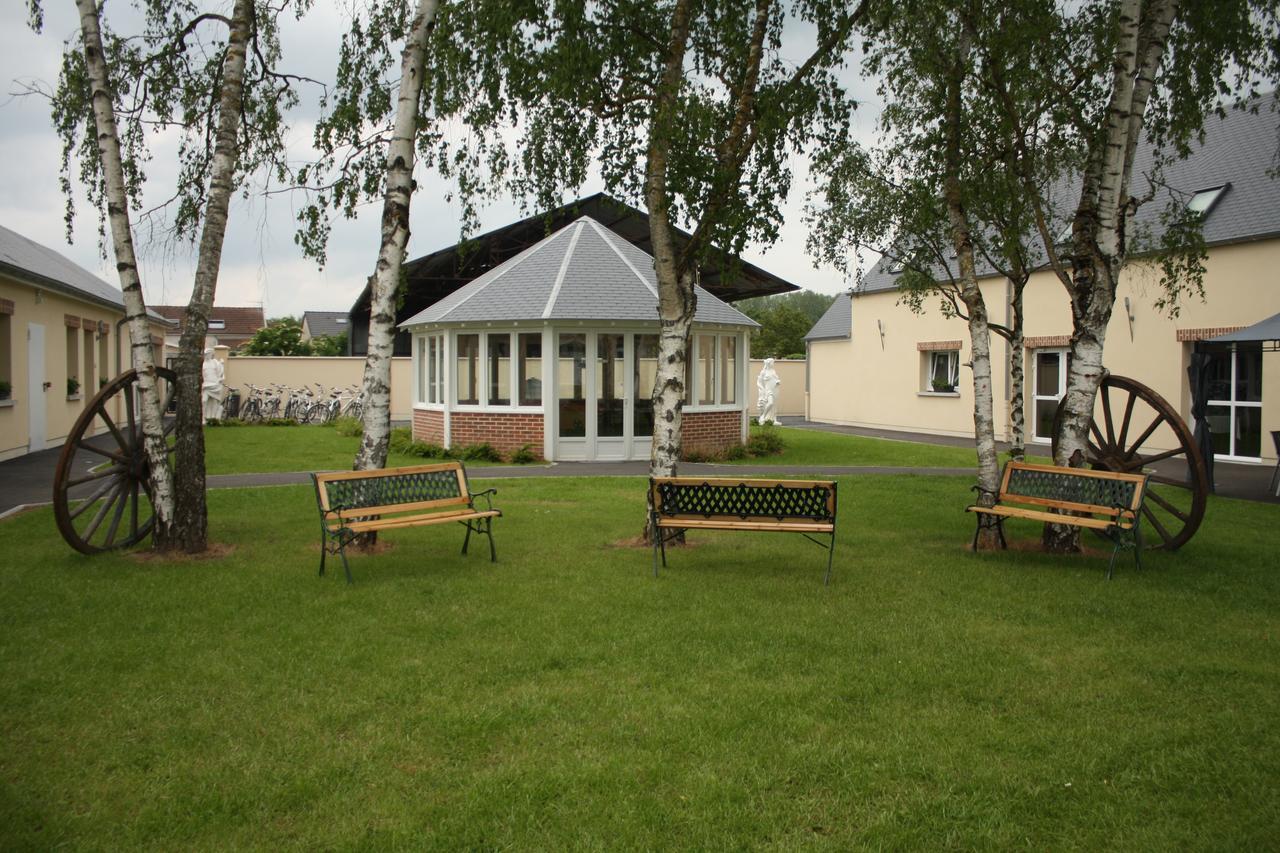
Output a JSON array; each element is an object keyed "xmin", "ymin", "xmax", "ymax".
[
  {"xmin": 697, "ymin": 334, "xmax": 716, "ymax": 405},
  {"xmin": 456, "ymin": 334, "xmax": 479, "ymax": 405},
  {"xmin": 518, "ymin": 333, "xmax": 541, "ymax": 406},
  {"xmin": 558, "ymin": 334, "xmax": 586, "ymax": 437},
  {"xmin": 597, "ymin": 334, "xmax": 625, "ymax": 438},
  {"xmin": 488, "ymin": 333, "xmax": 512, "ymax": 406},
  {"xmin": 720, "ymin": 336, "xmax": 738, "ymax": 404},
  {"xmin": 633, "ymin": 334, "xmax": 658, "ymax": 435}
]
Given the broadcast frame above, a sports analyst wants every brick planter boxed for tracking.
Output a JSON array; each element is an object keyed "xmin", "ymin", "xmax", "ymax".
[
  {"xmin": 449, "ymin": 411, "xmax": 544, "ymax": 458},
  {"xmin": 682, "ymin": 410, "xmax": 743, "ymax": 455},
  {"xmin": 411, "ymin": 408, "xmax": 445, "ymax": 445}
]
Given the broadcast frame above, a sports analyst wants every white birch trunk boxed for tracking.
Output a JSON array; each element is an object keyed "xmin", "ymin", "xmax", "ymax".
[
  {"xmin": 172, "ymin": 0, "xmax": 253, "ymax": 552},
  {"xmin": 354, "ymin": 0, "xmax": 438, "ymax": 472},
  {"xmin": 75, "ymin": 0, "xmax": 175, "ymax": 542},
  {"xmin": 1048, "ymin": 0, "xmax": 1179, "ymax": 551}
]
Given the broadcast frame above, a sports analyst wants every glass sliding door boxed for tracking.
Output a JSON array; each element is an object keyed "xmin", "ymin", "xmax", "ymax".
[{"xmin": 633, "ymin": 334, "xmax": 658, "ymax": 456}]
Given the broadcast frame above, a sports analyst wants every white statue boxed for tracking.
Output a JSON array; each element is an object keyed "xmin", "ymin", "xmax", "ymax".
[
  {"xmin": 756, "ymin": 357, "xmax": 781, "ymax": 426},
  {"xmin": 201, "ymin": 348, "xmax": 225, "ymax": 422}
]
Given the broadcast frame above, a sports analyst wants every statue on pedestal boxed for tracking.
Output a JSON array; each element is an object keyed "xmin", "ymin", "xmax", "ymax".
[
  {"xmin": 201, "ymin": 348, "xmax": 225, "ymax": 423},
  {"xmin": 756, "ymin": 357, "xmax": 781, "ymax": 426}
]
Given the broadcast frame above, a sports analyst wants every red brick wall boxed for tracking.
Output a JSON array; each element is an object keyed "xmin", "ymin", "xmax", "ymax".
[
  {"xmin": 411, "ymin": 408, "xmax": 445, "ymax": 445},
  {"xmin": 449, "ymin": 411, "xmax": 544, "ymax": 457},
  {"xmin": 682, "ymin": 410, "xmax": 743, "ymax": 454}
]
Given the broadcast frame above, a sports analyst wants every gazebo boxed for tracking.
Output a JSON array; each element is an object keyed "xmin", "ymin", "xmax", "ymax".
[{"xmin": 400, "ymin": 216, "xmax": 759, "ymax": 462}]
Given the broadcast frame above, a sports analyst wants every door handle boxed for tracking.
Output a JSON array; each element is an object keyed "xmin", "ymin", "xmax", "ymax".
[{"xmin": 43, "ymin": 381, "xmax": 52, "ymax": 391}]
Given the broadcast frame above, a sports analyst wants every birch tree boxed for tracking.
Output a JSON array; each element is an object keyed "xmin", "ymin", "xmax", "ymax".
[
  {"xmin": 1030, "ymin": 0, "xmax": 1279, "ymax": 550},
  {"xmin": 36, "ymin": 0, "xmax": 178, "ymax": 541},
  {"xmin": 35, "ymin": 0, "xmax": 311, "ymax": 551}
]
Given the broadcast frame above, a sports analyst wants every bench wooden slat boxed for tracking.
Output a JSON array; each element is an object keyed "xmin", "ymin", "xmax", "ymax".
[
  {"xmin": 329, "ymin": 495, "xmax": 471, "ymax": 520},
  {"xmin": 969, "ymin": 505, "xmax": 1134, "ymax": 530},
  {"xmin": 336, "ymin": 509, "xmax": 500, "ymax": 534},
  {"xmin": 656, "ymin": 518, "xmax": 835, "ymax": 533}
]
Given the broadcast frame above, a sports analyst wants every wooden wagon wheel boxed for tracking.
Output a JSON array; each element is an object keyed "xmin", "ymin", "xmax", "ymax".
[
  {"xmin": 1052, "ymin": 373, "xmax": 1208, "ymax": 551},
  {"xmin": 53, "ymin": 367, "xmax": 177, "ymax": 554}
]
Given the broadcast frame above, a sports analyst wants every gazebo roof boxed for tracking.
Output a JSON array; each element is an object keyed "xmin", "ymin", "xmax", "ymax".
[{"xmin": 399, "ymin": 217, "xmax": 759, "ymax": 328}]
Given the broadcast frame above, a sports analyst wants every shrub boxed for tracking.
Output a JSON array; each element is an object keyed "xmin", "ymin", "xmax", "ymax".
[
  {"xmin": 454, "ymin": 442, "xmax": 503, "ymax": 463},
  {"xmin": 510, "ymin": 443, "xmax": 541, "ymax": 464},
  {"xmin": 332, "ymin": 417, "xmax": 362, "ymax": 437},
  {"xmin": 262, "ymin": 418, "xmax": 299, "ymax": 427},
  {"xmin": 723, "ymin": 443, "xmax": 748, "ymax": 461},
  {"xmin": 388, "ymin": 427, "xmax": 415, "ymax": 454},
  {"xmin": 682, "ymin": 447, "xmax": 719, "ymax": 463},
  {"xmin": 746, "ymin": 427, "xmax": 785, "ymax": 457}
]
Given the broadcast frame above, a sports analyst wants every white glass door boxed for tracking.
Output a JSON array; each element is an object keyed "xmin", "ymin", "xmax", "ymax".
[
  {"xmin": 1032, "ymin": 349, "xmax": 1067, "ymax": 442},
  {"xmin": 556, "ymin": 333, "xmax": 588, "ymax": 460},
  {"xmin": 595, "ymin": 333, "xmax": 628, "ymax": 460},
  {"xmin": 1205, "ymin": 346, "xmax": 1263, "ymax": 460}
]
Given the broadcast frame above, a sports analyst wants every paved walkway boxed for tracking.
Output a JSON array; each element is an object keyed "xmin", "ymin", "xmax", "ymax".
[{"xmin": 4, "ymin": 418, "xmax": 1276, "ymax": 517}]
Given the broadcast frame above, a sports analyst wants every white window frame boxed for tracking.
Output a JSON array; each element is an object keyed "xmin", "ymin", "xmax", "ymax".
[
  {"xmin": 923, "ymin": 349, "xmax": 959, "ymax": 394},
  {"xmin": 1205, "ymin": 344, "xmax": 1263, "ymax": 461},
  {"xmin": 1031, "ymin": 348, "xmax": 1068, "ymax": 443},
  {"xmin": 686, "ymin": 331, "xmax": 744, "ymax": 413}
]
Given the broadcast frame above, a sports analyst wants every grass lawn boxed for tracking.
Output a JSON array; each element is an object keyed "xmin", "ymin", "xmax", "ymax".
[
  {"xmin": 730, "ymin": 424, "xmax": 1051, "ymax": 468},
  {"xmin": 2, "ymin": 474, "xmax": 1278, "ymax": 848}
]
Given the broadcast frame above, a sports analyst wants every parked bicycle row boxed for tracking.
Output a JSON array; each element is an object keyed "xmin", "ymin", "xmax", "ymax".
[{"xmin": 223, "ymin": 383, "xmax": 364, "ymax": 424}]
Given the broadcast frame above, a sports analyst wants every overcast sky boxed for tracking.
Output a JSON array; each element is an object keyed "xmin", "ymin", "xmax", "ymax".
[{"xmin": 1, "ymin": 2, "xmax": 881, "ymax": 318}]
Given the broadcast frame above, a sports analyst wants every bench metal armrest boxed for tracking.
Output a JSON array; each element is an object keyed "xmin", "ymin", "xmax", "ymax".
[{"xmin": 470, "ymin": 488, "xmax": 498, "ymax": 511}]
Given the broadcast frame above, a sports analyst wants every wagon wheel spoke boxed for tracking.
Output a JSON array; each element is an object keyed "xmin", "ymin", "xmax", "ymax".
[
  {"xmin": 99, "ymin": 406, "xmax": 131, "ymax": 452},
  {"xmin": 68, "ymin": 476, "xmax": 120, "ymax": 520},
  {"xmin": 1133, "ymin": 446, "xmax": 1188, "ymax": 468},
  {"xmin": 103, "ymin": 486, "xmax": 129, "ymax": 547},
  {"xmin": 130, "ymin": 481, "xmax": 140, "ymax": 539},
  {"xmin": 1117, "ymin": 392, "xmax": 1137, "ymax": 451},
  {"xmin": 1124, "ymin": 414, "xmax": 1164, "ymax": 462},
  {"xmin": 1089, "ymin": 420, "xmax": 1108, "ymax": 452},
  {"xmin": 67, "ymin": 464, "xmax": 127, "ymax": 488},
  {"xmin": 1101, "ymin": 385, "xmax": 1116, "ymax": 447},
  {"xmin": 78, "ymin": 442, "xmax": 130, "ymax": 464},
  {"xmin": 1145, "ymin": 488, "xmax": 1190, "ymax": 523},
  {"xmin": 1141, "ymin": 503, "xmax": 1175, "ymax": 547},
  {"xmin": 82, "ymin": 481, "xmax": 125, "ymax": 542}
]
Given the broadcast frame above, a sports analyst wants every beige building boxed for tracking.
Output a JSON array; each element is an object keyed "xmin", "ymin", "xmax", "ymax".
[
  {"xmin": 0, "ymin": 225, "xmax": 169, "ymax": 462},
  {"xmin": 806, "ymin": 98, "xmax": 1280, "ymax": 466}
]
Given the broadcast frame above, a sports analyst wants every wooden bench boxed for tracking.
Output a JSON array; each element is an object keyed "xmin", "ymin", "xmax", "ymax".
[
  {"xmin": 311, "ymin": 461, "xmax": 500, "ymax": 583},
  {"xmin": 649, "ymin": 477, "xmax": 839, "ymax": 584},
  {"xmin": 966, "ymin": 461, "xmax": 1149, "ymax": 578}
]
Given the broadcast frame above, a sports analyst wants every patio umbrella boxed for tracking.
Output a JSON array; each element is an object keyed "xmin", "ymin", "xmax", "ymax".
[{"xmin": 1187, "ymin": 350, "xmax": 1216, "ymax": 493}]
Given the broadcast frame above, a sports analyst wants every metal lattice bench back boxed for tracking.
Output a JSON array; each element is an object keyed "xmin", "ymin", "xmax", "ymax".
[
  {"xmin": 649, "ymin": 477, "xmax": 839, "ymax": 584},
  {"xmin": 311, "ymin": 462, "xmax": 500, "ymax": 583},
  {"xmin": 966, "ymin": 461, "xmax": 1148, "ymax": 578}
]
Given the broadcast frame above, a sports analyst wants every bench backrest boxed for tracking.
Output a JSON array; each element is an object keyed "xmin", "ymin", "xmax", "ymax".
[
  {"xmin": 650, "ymin": 477, "xmax": 837, "ymax": 523},
  {"xmin": 313, "ymin": 462, "xmax": 471, "ymax": 520},
  {"xmin": 999, "ymin": 461, "xmax": 1146, "ymax": 518}
]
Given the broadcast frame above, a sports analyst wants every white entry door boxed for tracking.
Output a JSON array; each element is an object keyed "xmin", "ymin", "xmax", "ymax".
[
  {"xmin": 1032, "ymin": 349, "xmax": 1067, "ymax": 442},
  {"xmin": 594, "ymin": 333, "xmax": 628, "ymax": 460},
  {"xmin": 556, "ymin": 331, "xmax": 636, "ymax": 461},
  {"xmin": 27, "ymin": 322, "xmax": 46, "ymax": 452}
]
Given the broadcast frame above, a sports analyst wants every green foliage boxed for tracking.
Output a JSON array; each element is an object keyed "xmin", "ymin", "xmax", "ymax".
[
  {"xmin": 31, "ymin": 0, "xmax": 312, "ymax": 249},
  {"xmin": 66, "ymin": 377, "xmax": 80, "ymax": 396},
  {"xmin": 309, "ymin": 333, "xmax": 348, "ymax": 357},
  {"xmin": 745, "ymin": 426, "xmax": 786, "ymax": 458},
  {"xmin": 738, "ymin": 291, "xmax": 836, "ymax": 358},
  {"xmin": 0, "ymin": 380, "xmax": 11, "ymax": 399},
  {"xmin": 242, "ymin": 318, "xmax": 312, "ymax": 357},
  {"xmin": 509, "ymin": 443, "xmax": 541, "ymax": 464},
  {"xmin": 455, "ymin": 443, "xmax": 503, "ymax": 463},
  {"xmin": 332, "ymin": 417, "xmax": 363, "ymax": 437}
]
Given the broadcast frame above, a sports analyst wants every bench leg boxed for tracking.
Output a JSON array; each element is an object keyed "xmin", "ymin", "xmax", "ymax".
[
  {"xmin": 461, "ymin": 521, "xmax": 472, "ymax": 556},
  {"xmin": 485, "ymin": 517, "xmax": 497, "ymax": 562},
  {"xmin": 319, "ymin": 534, "xmax": 327, "ymax": 577},
  {"xmin": 824, "ymin": 530, "xmax": 836, "ymax": 586},
  {"xmin": 971, "ymin": 514, "xmax": 1006, "ymax": 552}
]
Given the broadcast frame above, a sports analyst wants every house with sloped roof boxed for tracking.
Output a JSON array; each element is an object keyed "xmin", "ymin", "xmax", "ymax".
[
  {"xmin": 300, "ymin": 310, "xmax": 350, "ymax": 342},
  {"xmin": 805, "ymin": 93, "xmax": 1280, "ymax": 467},
  {"xmin": 400, "ymin": 216, "xmax": 759, "ymax": 461},
  {"xmin": 0, "ymin": 224, "xmax": 170, "ymax": 460},
  {"xmin": 151, "ymin": 304, "xmax": 265, "ymax": 352}
]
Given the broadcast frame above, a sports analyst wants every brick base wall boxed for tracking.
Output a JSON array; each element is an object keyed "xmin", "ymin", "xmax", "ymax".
[
  {"xmin": 682, "ymin": 410, "xmax": 743, "ymax": 455},
  {"xmin": 450, "ymin": 411, "xmax": 544, "ymax": 458},
  {"xmin": 411, "ymin": 408, "xmax": 445, "ymax": 445}
]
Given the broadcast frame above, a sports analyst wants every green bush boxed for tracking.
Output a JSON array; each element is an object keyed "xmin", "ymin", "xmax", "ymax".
[
  {"xmin": 746, "ymin": 427, "xmax": 785, "ymax": 457},
  {"xmin": 454, "ymin": 443, "xmax": 503, "ymax": 463},
  {"xmin": 388, "ymin": 427, "xmax": 415, "ymax": 454},
  {"xmin": 332, "ymin": 417, "xmax": 362, "ymax": 437},
  {"xmin": 509, "ymin": 443, "xmax": 541, "ymax": 464},
  {"xmin": 723, "ymin": 443, "xmax": 748, "ymax": 461}
]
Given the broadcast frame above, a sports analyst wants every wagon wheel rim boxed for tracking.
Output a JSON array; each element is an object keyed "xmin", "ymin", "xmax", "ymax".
[
  {"xmin": 1052, "ymin": 374, "xmax": 1208, "ymax": 551},
  {"xmin": 53, "ymin": 367, "xmax": 177, "ymax": 554}
]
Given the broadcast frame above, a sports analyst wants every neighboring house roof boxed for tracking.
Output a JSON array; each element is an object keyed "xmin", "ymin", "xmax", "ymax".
[
  {"xmin": 400, "ymin": 217, "xmax": 760, "ymax": 328},
  {"xmin": 0, "ymin": 224, "xmax": 167, "ymax": 322},
  {"xmin": 857, "ymin": 91, "xmax": 1280, "ymax": 296},
  {"xmin": 301, "ymin": 310, "xmax": 349, "ymax": 338},
  {"xmin": 804, "ymin": 293, "xmax": 853, "ymax": 341},
  {"xmin": 152, "ymin": 305, "xmax": 265, "ymax": 341}
]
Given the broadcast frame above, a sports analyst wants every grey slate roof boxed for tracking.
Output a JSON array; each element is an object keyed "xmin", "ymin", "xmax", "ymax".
[
  {"xmin": 804, "ymin": 293, "xmax": 853, "ymax": 341},
  {"xmin": 0, "ymin": 224, "xmax": 166, "ymax": 321},
  {"xmin": 302, "ymin": 310, "xmax": 350, "ymax": 338},
  {"xmin": 399, "ymin": 217, "xmax": 760, "ymax": 328},
  {"xmin": 856, "ymin": 91, "xmax": 1280, "ymax": 296}
]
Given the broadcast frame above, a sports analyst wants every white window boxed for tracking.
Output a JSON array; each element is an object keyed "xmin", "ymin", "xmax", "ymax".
[
  {"xmin": 1205, "ymin": 345, "xmax": 1262, "ymax": 460},
  {"xmin": 208, "ymin": 320, "xmax": 226, "ymax": 330},
  {"xmin": 1187, "ymin": 185, "xmax": 1227, "ymax": 217},
  {"xmin": 518, "ymin": 333, "xmax": 542, "ymax": 406},
  {"xmin": 925, "ymin": 350, "xmax": 959, "ymax": 393},
  {"xmin": 1032, "ymin": 349, "xmax": 1068, "ymax": 441},
  {"xmin": 426, "ymin": 335, "xmax": 444, "ymax": 404},
  {"xmin": 455, "ymin": 334, "xmax": 479, "ymax": 405}
]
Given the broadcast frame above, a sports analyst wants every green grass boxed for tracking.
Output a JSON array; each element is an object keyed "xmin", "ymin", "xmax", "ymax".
[
  {"xmin": 201, "ymin": 425, "xmax": 496, "ymax": 474},
  {"xmin": 2, "ymin": 475, "xmax": 1279, "ymax": 848},
  {"xmin": 730, "ymin": 424, "xmax": 1051, "ymax": 468}
]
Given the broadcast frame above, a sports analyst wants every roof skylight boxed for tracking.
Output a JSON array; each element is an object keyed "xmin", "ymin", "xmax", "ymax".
[{"xmin": 1186, "ymin": 185, "xmax": 1228, "ymax": 217}]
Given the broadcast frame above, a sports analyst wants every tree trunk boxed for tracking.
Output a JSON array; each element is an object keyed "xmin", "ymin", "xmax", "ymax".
[
  {"xmin": 1045, "ymin": 0, "xmax": 1177, "ymax": 552},
  {"xmin": 941, "ymin": 22, "xmax": 1001, "ymax": 549},
  {"xmin": 171, "ymin": 0, "xmax": 253, "ymax": 553},
  {"xmin": 354, "ymin": 0, "xmax": 438, "ymax": 473},
  {"xmin": 75, "ymin": 0, "xmax": 175, "ymax": 546},
  {"xmin": 640, "ymin": 0, "xmax": 694, "ymax": 544},
  {"xmin": 1008, "ymin": 293, "xmax": 1025, "ymax": 461}
]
